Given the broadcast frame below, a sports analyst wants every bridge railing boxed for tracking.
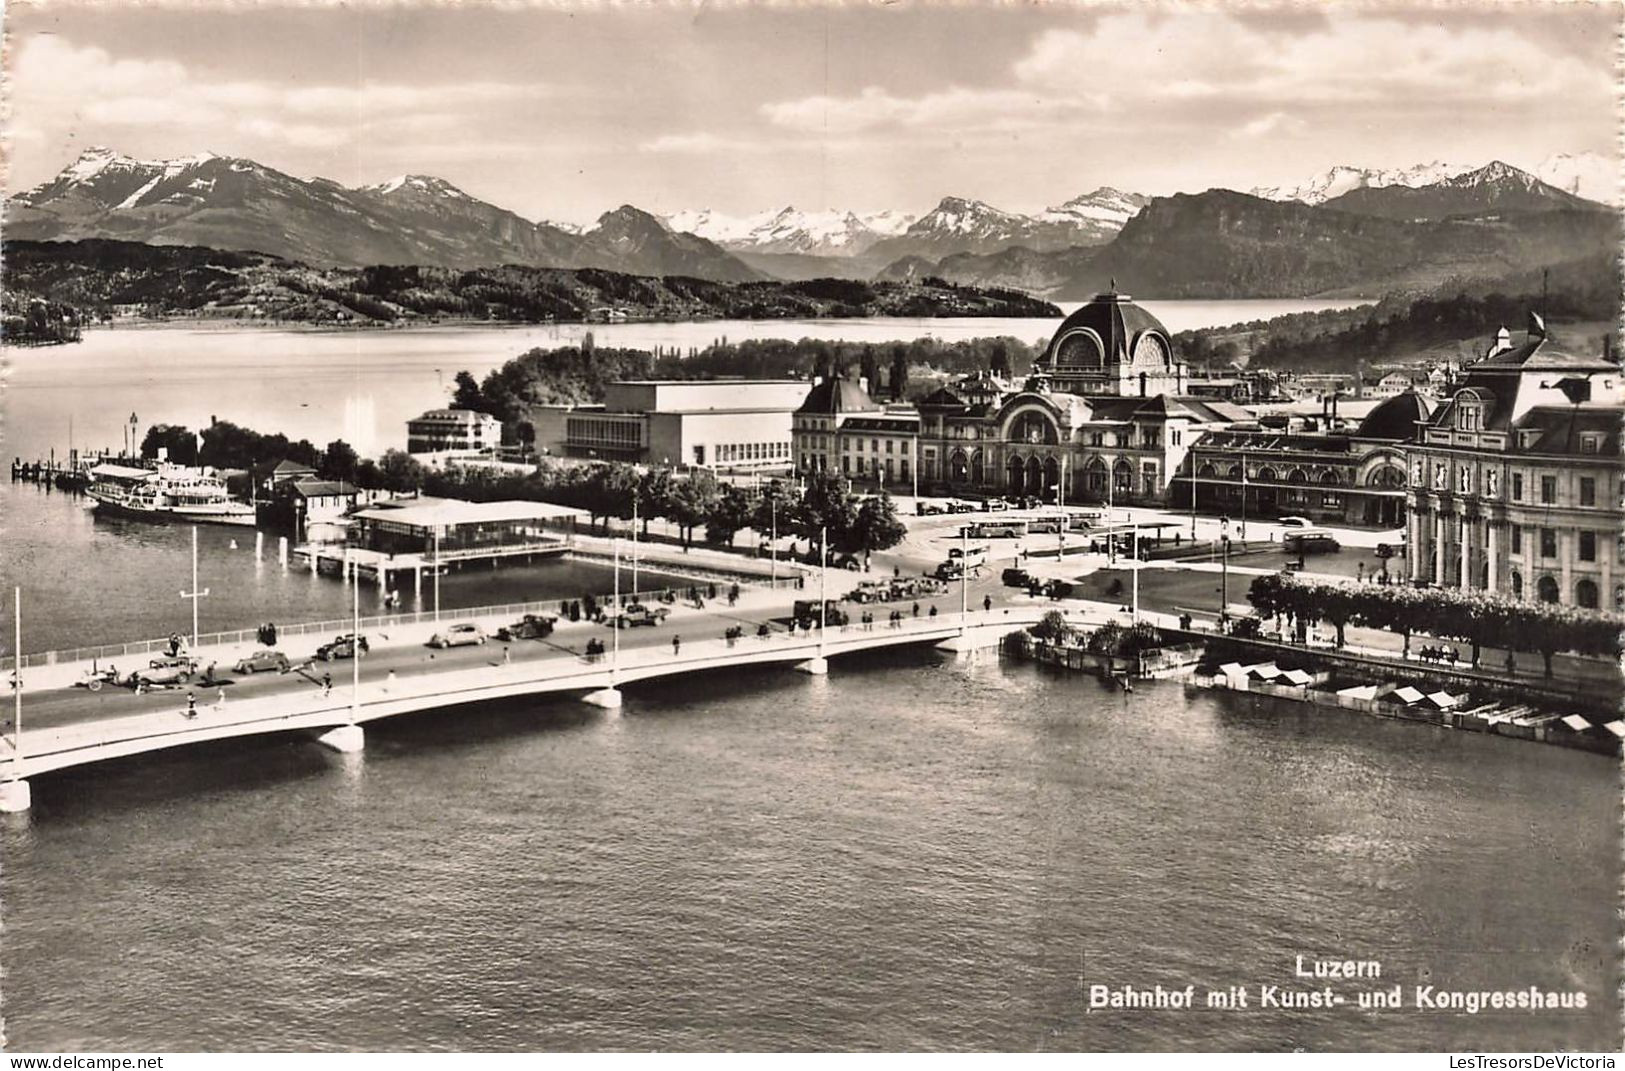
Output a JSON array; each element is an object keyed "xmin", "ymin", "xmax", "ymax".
[{"xmin": 2, "ymin": 571, "xmax": 807, "ymax": 673}]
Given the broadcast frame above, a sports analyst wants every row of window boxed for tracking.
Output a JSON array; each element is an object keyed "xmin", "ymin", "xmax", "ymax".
[
  {"xmin": 1417, "ymin": 458, "xmax": 1617, "ymax": 507},
  {"xmin": 567, "ymin": 417, "xmax": 642, "ymax": 448},
  {"xmin": 714, "ymin": 442, "xmax": 790, "ymax": 464},
  {"xmin": 1505, "ymin": 526, "xmax": 1617, "ymax": 563}
]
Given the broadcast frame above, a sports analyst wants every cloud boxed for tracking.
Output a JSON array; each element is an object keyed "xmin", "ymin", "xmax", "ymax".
[
  {"xmin": 761, "ymin": 11, "xmax": 1611, "ymax": 139},
  {"xmin": 1235, "ymin": 111, "xmax": 1309, "ymax": 140},
  {"xmin": 11, "ymin": 35, "xmax": 544, "ymax": 150}
]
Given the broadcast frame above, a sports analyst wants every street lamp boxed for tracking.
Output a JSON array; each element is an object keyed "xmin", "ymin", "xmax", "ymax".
[
  {"xmin": 351, "ymin": 560, "xmax": 360, "ymax": 723},
  {"xmin": 1219, "ymin": 515, "xmax": 1231, "ymax": 628},
  {"xmin": 819, "ymin": 524, "xmax": 828, "ymax": 659},
  {"xmin": 180, "ymin": 526, "xmax": 210, "ymax": 650},
  {"xmin": 770, "ymin": 495, "xmax": 778, "ymax": 585},
  {"xmin": 1130, "ymin": 523, "xmax": 1140, "ymax": 623},
  {"xmin": 432, "ymin": 528, "xmax": 442, "ymax": 623},
  {"xmin": 960, "ymin": 526, "xmax": 969, "ymax": 637}
]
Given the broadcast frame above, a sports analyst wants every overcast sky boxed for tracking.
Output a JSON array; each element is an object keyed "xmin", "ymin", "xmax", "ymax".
[{"xmin": 6, "ymin": 2, "xmax": 1618, "ymax": 224}]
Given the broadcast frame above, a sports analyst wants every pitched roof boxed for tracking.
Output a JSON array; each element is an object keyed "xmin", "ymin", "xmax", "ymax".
[
  {"xmin": 272, "ymin": 459, "xmax": 316, "ymax": 474},
  {"xmin": 1511, "ymin": 404, "xmax": 1624, "ymax": 455},
  {"xmin": 290, "ymin": 478, "xmax": 357, "ymax": 498},
  {"xmin": 795, "ymin": 376, "xmax": 883, "ymax": 415}
]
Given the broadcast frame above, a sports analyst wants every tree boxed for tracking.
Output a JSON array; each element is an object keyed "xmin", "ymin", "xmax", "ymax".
[
  {"xmin": 794, "ymin": 471, "xmax": 860, "ymax": 550},
  {"xmin": 139, "ymin": 424, "xmax": 197, "ymax": 465},
  {"xmin": 990, "ymin": 340, "xmax": 1012, "ymax": 380},
  {"xmin": 376, "ymin": 449, "xmax": 426, "ymax": 493},
  {"xmin": 515, "ymin": 421, "xmax": 537, "ymax": 454},
  {"xmin": 860, "ymin": 346, "xmax": 881, "ymax": 396},
  {"xmin": 1031, "ymin": 610, "xmax": 1072, "ymax": 644},
  {"xmin": 889, "ymin": 345, "xmax": 909, "ymax": 401},
  {"xmin": 706, "ymin": 484, "xmax": 759, "ymax": 546},
  {"xmin": 637, "ymin": 468, "xmax": 674, "ymax": 536},
  {"xmin": 666, "ymin": 471, "xmax": 722, "ymax": 548},
  {"xmin": 451, "ymin": 370, "xmax": 489, "ymax": 413},
  {"xmin": 847, "ymin": 492, "xmax": 908, "ymax": 558},
  {"xmin": 320, "ymin": 440, "xmax": 359, "ymax": 482}
]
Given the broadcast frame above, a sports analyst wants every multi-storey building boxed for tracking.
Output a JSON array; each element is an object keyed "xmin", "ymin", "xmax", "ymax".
[
  {"xmin": 1405, "ymin": 315, "xmax": 1625, "ymax": 608},
  {"xmin": 1180, "ymin": 391, "xmax": 1423, "ymax": 528},
  {"xmin": 531, "ymin": 380, "xmax": 805, "ymax": 472},
  {"xmin": 792, "ymin": 376, "xmax": 920, "ymax": 488},
  {"xmin": 905, "ymin": 291, "xmax": 1248, "ymax": 504},
  {"xmin": 406, "ymin": 408, "xmax": 502, "ymax": 455}
]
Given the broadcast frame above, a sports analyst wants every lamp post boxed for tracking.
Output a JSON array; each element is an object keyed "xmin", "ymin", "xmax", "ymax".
[
  {"xmin": 1219, "ymin": 516, "xmax": 1231, "ymax": 627},
  {"xmin": 1106, "ymin": 458, "xmax": 1115, "ymax": 566},
  {"xmin": 612, "ymin": 537, "xmax": 621, "ymax": 678},
  {"xmin": 180, "ymin": 526, "xmax": 209, "ymax": 650},
  {"xmin": 960, "ymin": 526, "xmax": 969, "ymax": 637},
  {"xmin": 819, "ymin": 525, "xmax": 828, "ymax": 658},
  {"xmin": 351, "ymin": 562, "xmax": 360, "ymax": 723},
  {"xmin": 11, "ymin": 586, "xmax": 21, "ymax": 775},
  {"xmin": 1131, "ymin": 524, "xmax": 1140, "ymax": 623},
  {"xmin": 1190, "ymin": 465, "xmax": 1198, "ymax": 542},
  {"xmin": 770, "ymin": 495, "xmax": 778, "ymax": 585},
  {"xmin": 432, "ymin": 529, "xmax": 442, "ymax": 624},
  {"xmin": 1240, "ymin": 448, "xmax": 1249, "ymax": 542},
  {"xmin": 631, "ymin": 493, "xmax": 640, "ymax": 600}
]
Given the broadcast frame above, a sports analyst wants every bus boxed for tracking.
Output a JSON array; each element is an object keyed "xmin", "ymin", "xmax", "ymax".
[
  {"xmin": 966, "ymin": 519, "xmax": 1028, "ymax": 539},
  {"xmin": 1026, "ymin": 515, "xmax": 1063, "ymax": 535},
  {"xmin": 1284, "ymin": 528, "xmax": 1341, "ymax": 555},
  {"xmin": 947, "ymin": 544, "xmax": 990, "ymax": 569},
  {"xmin": 1067, "ymin": 509, "xmax": 1107, "ymax": 531}
]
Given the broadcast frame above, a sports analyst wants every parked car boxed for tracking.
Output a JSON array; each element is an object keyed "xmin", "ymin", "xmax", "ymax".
[
  {"xmin": 984, "ymin": 498, "xmax": 1009, "ymax": 512},
  {"xmin": 316, "ymin": 634, "xmax": 369, "ymax": 661},
  {"xmin": 129, "ymin": 656, "xmax": 198, "ymax": 687},
  {"xmin": 234, "ymin": 649, "xmax": 291, "ymax": 675},
  {"xmin": 496, "ymin": 614, "xmax": 557, "ymax": 641},
  {"xmin": 1279, "ymin": 516, "xmax": 1313, "ymax": 528},
  {"xmin": 792, "ymin": 599, "xmax": 849, "ymax": 628},
  {"xmin": 915, "ymin": 501, "xmax": 946, "ymax": 516},
  {"xmin": 847, "ymin": 581, "xmax": 892, "ymax": 604},
  {"xmin": 1040, "ymin": 579, "xmax": 1075, "ymax": 599},
  {"xmin": 1002, "ymin": 567, "xmax": 1032, "ymax": 588},
  {"xmin": 76, "ymin": 665, "xmax": 120, "ymax": 691},
  {"xmin": 428, "ymin": 623, "xmax": 488, "ymax": 648},
  {"xmin": 949, "ymin": 500, "xmax": 978, "ymax": 514},
  {"xmin": 1284, "ymin": 529, "xmax": 1341, "ymax": 555},
  {"xmin": 609, "ymin": 605, "xmax": 670, "ymax": 629}
]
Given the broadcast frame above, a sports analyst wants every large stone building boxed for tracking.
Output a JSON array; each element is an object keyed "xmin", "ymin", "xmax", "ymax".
[
  {"xmin": 792, "ymin": 376, "xmax": 920, "ymax": 488},
  {"xmin": 1179, "ymin": 392, "xmax": 1422, "ymax": 528},
  {"xmin": 909, "ymin": 292, "xmax": 1248, "ymax": 503},
  {"xmin": 1406, "ymin": 315, "xmax": 1625, "ymax": 608},
  {"xmin": 406, "ymin": 408, "xmax": 502, "ymax": 455},
  {"xmin": 531, "ymin": 380, "xmax": 806, "ymax": 472}
]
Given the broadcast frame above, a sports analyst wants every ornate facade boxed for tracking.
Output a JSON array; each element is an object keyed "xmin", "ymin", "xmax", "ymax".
[{"xmin": 1405, "ymin": 315, "xmax": 1625, "ymax": 608}]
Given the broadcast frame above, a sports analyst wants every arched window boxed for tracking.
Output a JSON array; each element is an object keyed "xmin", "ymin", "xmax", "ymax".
[
  {"xmin": 1258, "ymin": 466, "xmax": 1278, "ymax": 483},
  {"xmin": 1537, "ymin": 575, "xmax": 1559, "ymax": 603},
  {"xmin": 1510, "ymin": 570, "xmax": 1523, "ymax": 598},
  {"xmin": 1287, "ymin": 468, "xmax": 1309, "ymax": 485},
  {"xmin": 1319, "ymin": 470, "xmax": 1341, "ymax": 486},
  {"xmin": 969, "ymin": 449, "xmax": 984, "ymax": 485},
  {"xmin": 1576, "ymin": 579, "xmax": 1599, "ymax": 609},
  {"xmin": 1226, "ymin": 465, "xmax": 1243, "ymax": 482},
  {"xmin": 1198, "ymin": 463, "xmax": 1217, "ymax": 479},
  {"xmin": 949, "ymin": 450, "xmax": 969, "ymax": 483}
]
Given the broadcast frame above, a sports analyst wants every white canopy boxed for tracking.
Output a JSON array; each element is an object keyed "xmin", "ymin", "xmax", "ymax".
[
  {"xmin": 1391, "ymin": 686, "xmax": 1425, "ymax": 705},
  {"xmin": 1560, "ymin": 714, "xmax": 1592, "ymax": 732}
]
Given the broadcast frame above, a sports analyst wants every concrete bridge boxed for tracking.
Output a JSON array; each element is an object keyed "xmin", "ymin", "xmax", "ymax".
[{"xmin": 0, "ymin": 607, "xmax": 1075, "ymax": 813}]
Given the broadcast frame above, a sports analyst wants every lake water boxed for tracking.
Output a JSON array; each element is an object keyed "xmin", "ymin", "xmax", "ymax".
[
  {"xmin": 0, "ymin": 300, "xmax": 1366, "ymax": 462},
  {"xmin": 1, "ymin": 654, "xmax": 1616, "ymax": 1050}
]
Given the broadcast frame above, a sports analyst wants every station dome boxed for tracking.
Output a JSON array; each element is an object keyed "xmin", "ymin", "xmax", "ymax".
[
  {"xmin": 1042, "ymin": 290, "xmax": 1174, "ymax": 372},
  {"xmin": 1357, "ymin": 390, "xmax": 1432, "ymax": 441}
]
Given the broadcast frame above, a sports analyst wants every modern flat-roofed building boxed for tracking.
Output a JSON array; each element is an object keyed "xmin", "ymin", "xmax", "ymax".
[
  {"xmin": 530, "ymin": 379, "xmax": 805, "ymax": 471},
  {"xmin": 1405, "ymin": 315, "xmax": 1625, "ymax": 608},
  {"xmin": 407, "ymin": 408, "xmax": 502, "ymax": 455}
]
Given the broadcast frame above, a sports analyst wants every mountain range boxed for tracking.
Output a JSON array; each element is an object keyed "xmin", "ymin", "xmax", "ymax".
[
  {"xmin": 6, "ymin": 147, "xmax": 1616, "ymax": 301},
  {"xmin": 7, "ymin": 147, "xmax": 763, "ymax": 282},
  {"xmin": 881, "ymin": 164, "xmax": 1618, "ymax": 300}
]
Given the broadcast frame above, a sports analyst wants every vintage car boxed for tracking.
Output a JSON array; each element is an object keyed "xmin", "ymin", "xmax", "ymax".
[
  {"xmin": 233, "ymin": 649, "xmax": 292, "ymax": 675},
  {"xmin": 129, "ymin": 656, "xmax": 199, "ymax": 687},
  {"xmin": 496, "ymin": 614, "xmax": 557, "ymax": 641},
  {"xmin": 847, "ymin": 581, "xmax": 893, "ymax": 604},
  {"xmin": 1002, "ymin": 567, "xmax": 1032, "ymax": 588},
  {"xmin": 428, "ymin": 623, "xmax": 488, "ymax": 649},
  {"xmin": 315, "ymin": 633, "xmax": 370, "ymax": 661},
  {"xmin": 608, "ymin": 605, "xmax": 670, "ymax": 629}
]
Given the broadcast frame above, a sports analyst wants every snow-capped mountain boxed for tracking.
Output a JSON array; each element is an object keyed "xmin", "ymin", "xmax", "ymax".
[
  {"xmin": 1035, "ymin": 188, "xmax": 1151, "ymax": 237},
  {"xmin": 660, "ymin": 205, "xmax": 918, "ymax": 256},
  {"xmin": 1320, "ymin": 160, "xmax": 1606, "ymax": 220},
  {"xmin": 1534, "ymin": 151, "xmax": 1618, "ymax": 205},
  {"xmin": 1250, "ymin": 162, "xmax": 1470, "ymax": 205},
  {"xmin": 864, "ymin": 192, "xmax": 1146, "ymax": 262},
  {"xmin": 8, "ymin": 146, "xmax": 759, "ymax": 280}
]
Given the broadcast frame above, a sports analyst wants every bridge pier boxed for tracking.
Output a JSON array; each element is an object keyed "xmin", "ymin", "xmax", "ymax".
[
  {"xmin": 315, "ymin": 724, "xmax": 365, "ymax": 753},
  {"xmin": 0, "ymin": 779, "xmax": 32, "ymax": 814},
  {"xmin": 581, "ymin": 687, "xmax": 623, "ymax": 709},
  {"xmin": 794, "ymin": 656, "xmax": 829, "ymax": 675}
]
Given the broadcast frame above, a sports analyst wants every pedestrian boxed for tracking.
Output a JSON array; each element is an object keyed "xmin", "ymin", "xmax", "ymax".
[
  {"xmin": 322, "ymin": 673, "xmax": 332, "ymax": 697},
  {"xmin": 672, "ymin": 635, "xmax": 682, "ymax": 656},
  {"xmin": 502, "ymin": 645, "xmax": 511, "ymax": 664},
  {"xmin": 385, "ymin": 669, "xmax": 396, "ymax": 692},
  {"xmin": 912, "ymin": 601, "xmax": 920, "ymax": 618},
  {"xmin": 983, "ymin": 594, "xmax": 992, "ymax": 612},
  {"xmin": 215, "ymin": 687, "xmax": 226, "ymax": 711},
  {"xmin": 929, "ymin": 605, "xmax": 938, "ymax": 618},
  {"xmin": 185, "ymin": 691, "xmax": 197, "ymax": 719}
]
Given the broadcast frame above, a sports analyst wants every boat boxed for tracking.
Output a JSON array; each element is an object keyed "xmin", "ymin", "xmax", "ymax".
[{"xmin": 86, "ymin": 462, "xmax": 256, "ymax": 527}]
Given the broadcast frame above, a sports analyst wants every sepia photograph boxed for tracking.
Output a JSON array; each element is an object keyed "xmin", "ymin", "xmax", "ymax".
[{"xmin": 0, "ymin": 0, "xmax": 1620, "ymax": 1056}]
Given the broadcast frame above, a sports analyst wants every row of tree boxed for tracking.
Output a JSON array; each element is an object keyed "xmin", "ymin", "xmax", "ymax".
[
  {"xmin": 354, "ymin": 452, "xmax": 907, "ymax": 558},
  {"xmin": 448, "ymin": 335, "xmax": 1046, "ymax": 430},
  {"xmin": 1246, "ymin": 572, "xmax": 1623, "ymax": 678}
]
